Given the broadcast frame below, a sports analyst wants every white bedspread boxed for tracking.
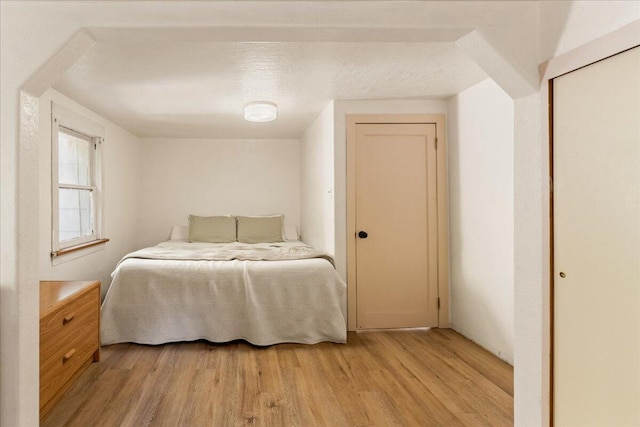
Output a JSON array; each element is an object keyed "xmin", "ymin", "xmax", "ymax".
[{"xmin": 100, "ymin": 241, "xmax": 347, "ymax": 346}]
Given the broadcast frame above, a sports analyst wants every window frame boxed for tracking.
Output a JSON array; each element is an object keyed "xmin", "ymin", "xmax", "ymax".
[{"xmin": 51, "ymin": 103, "xmax": 105, "ymax": 255}]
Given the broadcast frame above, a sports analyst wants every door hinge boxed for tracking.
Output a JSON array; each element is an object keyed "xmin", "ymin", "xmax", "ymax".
[
  {"xmin": 437, "ymin": 297, "xmax": 440, "ymax": 310},
  {"xmin": 435, "ymin": 137, "xmax": 438, "ymax": 149}
]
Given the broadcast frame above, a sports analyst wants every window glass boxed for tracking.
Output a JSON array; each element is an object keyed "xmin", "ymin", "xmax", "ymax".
[
  {"xmin": 59, "ymin": 130, "xmax": 91, "ymax": 186},
  {"xmin": 58, "ymin": 188, "xmax": 93, "ymax": 242}
]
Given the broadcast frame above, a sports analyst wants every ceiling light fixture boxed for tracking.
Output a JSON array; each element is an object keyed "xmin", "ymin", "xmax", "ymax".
[{"xmin": 244, "ymin": 101, "xmax": 277, "ymax": 122}]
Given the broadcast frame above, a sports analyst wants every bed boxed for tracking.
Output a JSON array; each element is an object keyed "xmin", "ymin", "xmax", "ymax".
[{"xmin": 100, "ymin": 238, "xmax": 347, "ymax": 346}]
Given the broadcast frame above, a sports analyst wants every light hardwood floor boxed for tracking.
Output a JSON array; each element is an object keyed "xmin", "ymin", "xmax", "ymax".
[{"xmin": 42, "ymin": 329, "xmax": 513, "ymax": 426}]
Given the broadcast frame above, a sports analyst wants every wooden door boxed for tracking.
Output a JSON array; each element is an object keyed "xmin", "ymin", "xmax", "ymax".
[
  {"xmin": 553, "ymin": 46, "xmax": 640, "ymax": 425},
  {"xmin": 355, "ymin": 123, "xmax": 439, "ymax": 329}
]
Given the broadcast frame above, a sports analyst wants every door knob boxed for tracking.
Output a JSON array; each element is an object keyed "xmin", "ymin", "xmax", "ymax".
[
  {"xmin": 559, "ymin": 272, "xmax": 566, "ymax": 278},
  {"xmin": 358, "ymin": 231, "xmax": 368, "ymax": 239}
]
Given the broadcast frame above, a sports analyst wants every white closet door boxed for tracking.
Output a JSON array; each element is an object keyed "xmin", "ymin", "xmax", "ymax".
[{"xmin": 554, "ymin": 46, "xmax": 640, "ymax": 426}]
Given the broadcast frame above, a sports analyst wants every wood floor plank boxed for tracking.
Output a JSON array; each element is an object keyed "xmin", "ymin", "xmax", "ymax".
[
  {"xmin": 361, "ymin": 331, "xmax": 476, "ymax": 423},
  {"xmin": 42, "ymin": 329, "xmax": 514, "ymax": 426},
  {"xmin": 117, "ymin": 346, "xmax": 183, "ymax": 426},
  {"xmin": 56, "ymin": 368, "xmax": 130, "ymax": 427},
  {"xmin": 366, "ymin": 361, "xmax": 465, "ymax": 426},
  {"xmin": 150, "ymin": 368, "xmax": 199, "ymax": 426},
  {"xmin": 315, "ymin": 344, "xmax": 371, "ymax": 424},
  {"xmin": 376, "ymin": 331, "xmax": 512, "ymax": 423},
  {"xmin": 281, "ymin": 367, "xmax": 323, "ymax": 426},
  {"xmin": 292, "ymin": 345, "xmax": 353, "ymax": 425},
  {"xmin": 40, "ymin": 361, "xmax": 109, "ymax": 426},
  {"xmin": 429, "ymin": 329, "xmax": 514, "ymax": 396}
]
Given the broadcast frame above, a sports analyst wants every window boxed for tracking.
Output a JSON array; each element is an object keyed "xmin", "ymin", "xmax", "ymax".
[{"xmin": 51, "ymin": 104, "xmax": 107, "ymax": 256}]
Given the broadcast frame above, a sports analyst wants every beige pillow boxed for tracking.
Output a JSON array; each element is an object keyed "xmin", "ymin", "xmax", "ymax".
[
  {"xmin": 188, "ymin": 215, "xmax": 236, "ymax": 243},
  {"xmin": 236, "ymin": 215, "xmax": 284, "ymax": 243}
]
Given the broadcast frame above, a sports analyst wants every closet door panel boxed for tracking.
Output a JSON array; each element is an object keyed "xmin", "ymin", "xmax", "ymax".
[{"xmin": 554, "ymin": 46, "xmax": 640, "ymax": 426}]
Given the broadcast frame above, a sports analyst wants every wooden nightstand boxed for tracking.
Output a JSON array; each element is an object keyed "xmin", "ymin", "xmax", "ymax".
[{"xmin": 40, "ymin": 280, "xmax": 100, "ymax": 419}]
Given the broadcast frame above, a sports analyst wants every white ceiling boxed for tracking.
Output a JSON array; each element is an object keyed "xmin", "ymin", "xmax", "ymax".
[{"xmin": 54, "ymin": 38, "xmax": 489, "ymax": 139}]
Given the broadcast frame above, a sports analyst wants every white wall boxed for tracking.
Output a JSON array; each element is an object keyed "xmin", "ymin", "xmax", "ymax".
[
  {"xmin": 300, "ymin": 102, "xmax": 335, "ymax": 254},
  {"xmin": 38, "ymin": 89, "xmax": 142, "ymax": 298},
  {"xmin": 447, "ymin": 79, "xmax": 514, "ymax": 364},
  {"xmin": 138, "ymin": 138, "xmax": 300, "ymax": 248},
  {"xmin": 332, "ymin": 99, "xmax": 448, "ymax": 278}
]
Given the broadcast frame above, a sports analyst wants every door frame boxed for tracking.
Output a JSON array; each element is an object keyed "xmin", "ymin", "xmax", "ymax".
[{"xmin": 346, "ymin": 114, "xmax": 449, "ymax": 331}]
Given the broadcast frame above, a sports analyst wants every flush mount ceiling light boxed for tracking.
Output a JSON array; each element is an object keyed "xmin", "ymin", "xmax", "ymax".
[{"xmin": 244, "ymin": 101, "xmax": 277, "ymax": 122}]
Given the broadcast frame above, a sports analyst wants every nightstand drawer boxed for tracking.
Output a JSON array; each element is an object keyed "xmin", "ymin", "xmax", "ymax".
[
  {"xmin": 40, "ymin": 303, "xmax": 99, "ymax": 374},
  {"xmin": 40, "ymin": 286, "xmax": 99, "ymax": 361},
  {"xmin": 40, "ymin": 320, "xmax": 99, "ymax": 408}
]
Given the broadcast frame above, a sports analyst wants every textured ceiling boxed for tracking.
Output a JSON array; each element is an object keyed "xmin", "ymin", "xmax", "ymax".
[{"xmin": 54, "ymin": 40, "xmax": 488, "ymax": 138}]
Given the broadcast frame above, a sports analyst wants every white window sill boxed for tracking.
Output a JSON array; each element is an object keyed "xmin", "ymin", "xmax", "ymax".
[{"xmin": 51, "ymin": 238, "xmax": 109, "ymax": 266}]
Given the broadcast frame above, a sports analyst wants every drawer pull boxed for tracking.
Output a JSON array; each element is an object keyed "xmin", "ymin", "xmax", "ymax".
[
  {"xmin": 62, "ymin": 314, "xmax": 76, "ymax": 324},
  {"xmin": 63, "ymin": 348, "xmax": 76, "ymax": 363}
]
